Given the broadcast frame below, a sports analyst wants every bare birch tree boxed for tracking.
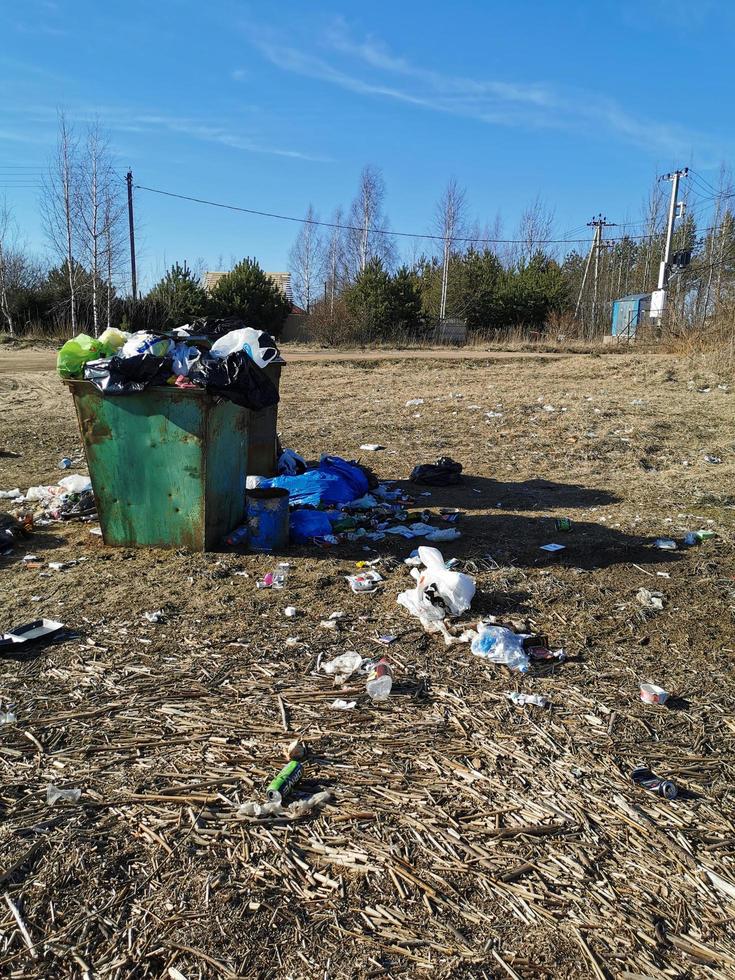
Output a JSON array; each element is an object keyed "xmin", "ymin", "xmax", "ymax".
[
  {"xmin": 288, "ymin": 204, "xmax": 321, "ymax": 312},
  {"xmin": 346, "ymin": 165, "xmax": 394, "ymax": 278},
  {"xmin": 434, "ymin": 178, "xmax": 468, "ymax": 320},
  {"xmin": 324, "ymin": 206, "xmax": 346, "ymax": 314},
  {"xmin": 515, "ymin": 194, "xmax": 555, "ymax": 264},
  {"xmin": 78, "ymin": 121, "xmax": 117, "ymax": 335},
  {"xmin": 0, "ymin": 199, "xmax": 16, "ymax": 335},
  {"xmin": 41, "ymin": 111, "xmax": 80, "ymax": 334}
]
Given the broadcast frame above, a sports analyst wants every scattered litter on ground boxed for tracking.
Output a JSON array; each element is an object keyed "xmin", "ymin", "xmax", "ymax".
[
  {"xmin": 405, "ymin": 398, "xmax": 424, "ymax": 407},
  {"xmin": 540, "ymin": 543, "xmax": 566, "ymax": 553},
  {"xmin": 704, "ymin": 454, "xmax": 722, "ymax": 464},
  {"xmin": 410, "ymin": 457, "xmax": 463, "ymax": 486},
  {"xmin": 472, "ymin": 623, "xmax": 531, "ymax": 673},
  {"xmin": 506, "ymin": 692, "xmax": 549, "ymax": 708},
  {"xmin": 346, "ymin": 570, "xmax": 383, "ymax": 593},
  {"xmin": 143, "ymin": 610, "xmax": 165, "ymax": 624},
  {"xmin": 46, "ymin": 784, "xmax": 81, "ymax": 805},
  {"xmin": 637, "ymin": 588, "xmax": 665, "ymax": 610},
  {"xmin": 654, "ymin": 537, "xmax": 678, "ymax": 550},
  {"xmin": 366, "ymin": 658, "xmax": 393, "ymax": 701},
  {"xmin": 640, "ymin": 682, "xmax": 669, "ymax": 705},
  {"xmin": 631, "ymin": 764, "xmax": 678, "ymax": 799},
  {"xmin": 330, "ymin": 699, "xmax": 356, "ymax": 710},
  {"xmin": 359, "ymin": 444, "xmax": 384, "ymax": 452}
]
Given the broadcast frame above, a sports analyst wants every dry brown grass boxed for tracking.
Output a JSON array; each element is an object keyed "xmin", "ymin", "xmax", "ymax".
[{"xmin": 1, "ymin": 351, "xmax": 734, "ymax": 977}]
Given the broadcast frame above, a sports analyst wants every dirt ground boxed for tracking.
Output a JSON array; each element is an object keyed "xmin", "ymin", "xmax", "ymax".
[{"xmin": 1, "ymin": 350, "xmax": 734, "ymax": 979}]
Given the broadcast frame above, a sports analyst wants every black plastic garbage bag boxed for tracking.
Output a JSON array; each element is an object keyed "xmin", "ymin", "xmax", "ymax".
[
  {"xmin": 188, "ymin": 351, "xmax": 279, "ymax": 410},
  {"xmin": 84, "ymin": 354, "xmax": 172, "ymax": 395},
  {"xmin": 410, "ymin": 456, "xmax": 463, "ymax": 486}
]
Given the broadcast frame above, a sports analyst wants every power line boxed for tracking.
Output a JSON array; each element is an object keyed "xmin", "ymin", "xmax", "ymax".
[{"xmin": 133, "ymin": 181, "xmax": 658, "ymax": 246}]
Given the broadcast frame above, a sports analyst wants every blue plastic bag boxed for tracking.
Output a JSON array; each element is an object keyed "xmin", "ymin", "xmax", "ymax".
[
  {"xmin": 263, "ymin": 456, "xmax": 369, "ymax": 508},
  {"xmin": 290, "ymin": 509, "xmax": 334, "ymax": 543}
]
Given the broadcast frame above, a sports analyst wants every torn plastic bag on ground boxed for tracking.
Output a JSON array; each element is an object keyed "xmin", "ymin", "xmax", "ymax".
[
  {"xmin": 83, "ymin": 353, "xmax": 173, "ymax": 395},
  {"xmin": 278, "ymin": 448, "xmax": 307, "ymax": 476},
  {"xmin": 290, "ymin": 509, "xmax": 335, "ymax": 543},
  {"xmin": 262, "ymin": 455, "xmax": 368, "ymax": 508},
  {"xmin": 397, "ymin": 545, "xmax": 475, "ymax": 644},
  {"xmin": 410, "ymin": 457, "xmax": 463, "ymax": 486},
  {"xmin": 188, "ymin": 351, "xmax": 279, "ymax": 410}
]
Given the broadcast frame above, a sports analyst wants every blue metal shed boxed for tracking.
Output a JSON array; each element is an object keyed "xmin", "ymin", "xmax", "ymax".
[{"xmin": 611, "ymin": 293, "xmax": 650, "ymax": 338}]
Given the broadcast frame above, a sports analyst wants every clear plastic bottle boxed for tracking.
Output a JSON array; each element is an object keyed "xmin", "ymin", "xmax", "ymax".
[
  {"xmin": 366, "ymin": 658, "xmax": 393, "ymax": 701},
  {"xmin": 272, "ymin": 562, "xmax": 290, "ymax": 589}
]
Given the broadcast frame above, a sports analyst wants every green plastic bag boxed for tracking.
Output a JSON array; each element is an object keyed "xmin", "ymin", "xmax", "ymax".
[{"xmin": 57, "ymin": 334, "xmax": 114, "ymax": 379}]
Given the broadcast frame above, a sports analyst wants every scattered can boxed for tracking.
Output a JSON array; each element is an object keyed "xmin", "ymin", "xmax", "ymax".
[
  {"xmin": 632, "ymin": 764, "xmax": 678, "ymax": 799},
  {"xmin": 555, "ymin": 517, "xmax": 572, "ymax": 532},
  {"xmin": 266, "ymin": 760, "xmax": 303, "ymax": 803},
  {"xmin": 640, "ymin": 683, "xmax": 669, "ymax": 705}
]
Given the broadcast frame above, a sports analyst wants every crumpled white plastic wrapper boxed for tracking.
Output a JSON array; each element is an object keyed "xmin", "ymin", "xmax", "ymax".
[
  {"xmin": 321, "ymin": 651, "xmax": 363, "ymax": 680},
  {"xmin": 47, "ymin": 784, "xmax": 81, "ymax": 805},
  {"xmin": 237, "ymin": 790, "xmax": 331, "ymax": 821},
  {"xmin": 331, "ymin": 699, "xmax": 356, "ymax": 710}
]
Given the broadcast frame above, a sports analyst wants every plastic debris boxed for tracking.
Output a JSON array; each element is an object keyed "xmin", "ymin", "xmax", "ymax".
[
  {"xmin": 637, "ymin": 588, "xmax": 664, "ymax": 611},
  {"xmin": 631, "ymin": 764, "xmax": 677, "ymax": 799},
  {"xmin": 405, "ymin": 398, "xmax": 424, "ymax": 407},
  {"xmin": 284, "ymin": 606, "xmax": 297, "ymax": 618},
  {"xmin": 540, "ymin": 543, "xmax": 565, "ymax": 553},
  {"xmin": 47, "ymin": 784, "xmax": 81, "ymax": 805},
  {"xmin": 397, "ymin": 546, "xmax": 475, "ymax": 645},
  {"xmin": 322, "ymin": 652, "xmax": 363, "ymax": 680},
  {"xmin": 555, "ymin": 517, "xmax": 572, "ymax": 532},
  {"xmin": 0, "ymin": 709, "xmax": 17, "ymax": 725},
  {"xmin": 346, "ymin": 571, "xmax": 383, "ymax": 594},
  {"xmin": 506, "ymin": 692, "xmax": 549, "ymax": 708},
  {"xmin": 144, "ymin": 610, "xmax": 165, "ymax": 624},
  {"xmin": 640, "ymin": 683, "xmax": 669, "ymax": 705},
  {"xmin": 471, "ymin": 624, "xmax": 530, "ymax": 673},
  {"xmin": 360, "ymin": 444, "xmax": 385, "ymax": 451},
  {"xmin": 366, "ymin": 658, "xmax": 393, "ymax": 701},
  {"xmin": 704, "ymin": 454, "xmax": 722, "ymax": 464},
  {"xmin": 654, "ymin": 538, "xmax": 677, "ymax": 550},
  {"xmin": 330, "ymin": 699, "xmax": 356, "ymax": 710},
  {"xmin": 0, "ymin": 489, "xmax": 21, "ymax": 499},
  {"xmin": 237, "ymin": 790, "xmax": 330, "ymax": 821},
  {"xmin": 278, "ymin": 448, "xmax": 307, "ymax": 476}
]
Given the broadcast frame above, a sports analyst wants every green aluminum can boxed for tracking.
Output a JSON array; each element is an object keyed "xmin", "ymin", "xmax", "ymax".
[
  {"xmin": 555, "ymin": 517, "xmax": 572, "ymax": 532},
  {"xmin": 266, "ymin": 760, "xmax": 303, "ymax": 803}
]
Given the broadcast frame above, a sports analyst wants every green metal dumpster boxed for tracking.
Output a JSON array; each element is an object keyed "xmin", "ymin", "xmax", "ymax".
[
  {"xmin": 247, "ymin": 360, "xmax": 283, "ymax": 477},
  {"xmin": 66, "ymin": 381, "xmax": 249, "ymax": 550}
]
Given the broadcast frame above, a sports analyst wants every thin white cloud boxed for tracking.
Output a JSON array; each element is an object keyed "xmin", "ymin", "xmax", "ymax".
[
  {"xmin": 0, "ymin": 102, "xmax": 330, "ymax": 163},
  {"xmin": 249, "ymin": 22, "xmax": 716, "ymax": 159}
]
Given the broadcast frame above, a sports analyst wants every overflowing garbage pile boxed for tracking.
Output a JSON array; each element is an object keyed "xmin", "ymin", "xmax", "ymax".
[
  {"xmin": 244, "ymin": 452, "xmax": 465, "ymax": 547},
  {"xmin": 57, "ymin": 320, "xmax": 281, "ymax": 410},
  {"xmin": 0, "ymin": 474, "xmax": 96, "ymax": 556}
]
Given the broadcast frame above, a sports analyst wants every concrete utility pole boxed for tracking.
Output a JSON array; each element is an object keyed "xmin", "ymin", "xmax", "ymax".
[
  {"xmin": 575, "ymin": 214, "xmax": 615, "ymax": 327},
  {"xmin": 652, "ymin": 167, "xmax": 688, "ymax": 317},
  {"xmin": 126, "ymin": 170, "xmax": 137, "ymax": 301}
]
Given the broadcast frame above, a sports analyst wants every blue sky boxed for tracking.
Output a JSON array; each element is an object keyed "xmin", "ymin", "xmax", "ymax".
[{"xmin": 3, "ymin": 0, "xmax": 734, "ymax": 289}]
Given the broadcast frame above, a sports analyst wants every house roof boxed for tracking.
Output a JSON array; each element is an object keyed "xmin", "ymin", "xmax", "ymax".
[
  {"xmin": 204, "ymin": 270, "xmax": 292, "ymax": 297},
  {"xmin": 615, "ymin": 293, "xmax": 651, "ymax": 303}
]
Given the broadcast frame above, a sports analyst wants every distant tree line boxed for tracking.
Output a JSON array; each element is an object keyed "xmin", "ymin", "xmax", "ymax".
[{"xmin": 2, "ymin": 115, "xmax": 735, "ymax": 345}]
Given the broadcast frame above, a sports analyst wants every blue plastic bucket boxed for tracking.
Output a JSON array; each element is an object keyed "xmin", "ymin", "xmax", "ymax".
[{"xmin": 245, "ymin": 487, "xmax": 290, "ymax": 551}]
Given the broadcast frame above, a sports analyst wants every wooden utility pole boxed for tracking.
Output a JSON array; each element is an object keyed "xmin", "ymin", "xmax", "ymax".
[
  {"xmin": 575, "ymin": 214, "xmax": 614, "ymax": 329},
  {"xmin": 126, "ymin": 169, "xmax": 137, "ymax": 300}
]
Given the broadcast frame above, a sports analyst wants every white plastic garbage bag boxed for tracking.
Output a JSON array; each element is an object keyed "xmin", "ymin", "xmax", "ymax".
[
  {"xmin": 210, "ymin": 327, "xmax": 280, "ymax": 369},
  {"xmin": 171, "ymin": 341, "xmax": 201, "ymax": 377},
  {"xmin": 58, "ymin": 475, "xmax": 92, "ymax": 494},
  {"xmin": 397, "ymin": 546, "xmax": 475, "ymax": 642},
  {"xmin": 121, "ymin": 332, "xmax": 172, "ymax": 359}
]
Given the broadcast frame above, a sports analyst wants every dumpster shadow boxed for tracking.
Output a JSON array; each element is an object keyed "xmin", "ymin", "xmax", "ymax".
[
  {"xmin": 394, "ymin": 475, "xmax": 620, "ymax": 511},
  {"xmin": 0, "ymin": 529, "xmax": 69, "ymax": 568},
  {"xmin": 304, "ymin": 510, "xmax": 679, "ymax": 573}
]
